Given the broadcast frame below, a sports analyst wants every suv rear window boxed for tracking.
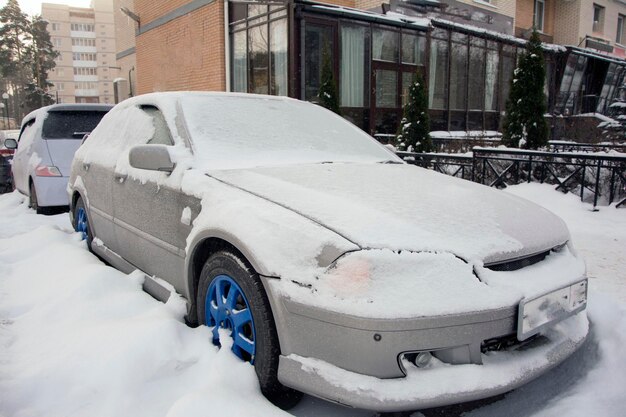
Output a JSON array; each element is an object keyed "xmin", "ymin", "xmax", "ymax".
[{"xmin": 42, "ymin": 111, "xmax": 108, "ymax": 139}]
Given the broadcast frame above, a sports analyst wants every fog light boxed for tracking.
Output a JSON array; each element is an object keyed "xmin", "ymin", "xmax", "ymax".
[{"xmin": 411, "ymin": 351, "xmax": 432, "ymax": 368}]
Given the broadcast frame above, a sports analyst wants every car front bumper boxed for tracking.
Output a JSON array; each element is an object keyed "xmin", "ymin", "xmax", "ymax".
[
  {"xmin": 264, "ymin": 278, "xmax": 589, "ymax": 412},
  {"xmin": 277, "ymin": 311, "xmax": 588, "ymax": 412}
]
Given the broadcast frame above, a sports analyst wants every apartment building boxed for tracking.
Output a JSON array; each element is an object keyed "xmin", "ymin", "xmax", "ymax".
[
  {"xmin": 43, "ymin": 0, "xmax": 118, "ymax": 104},
  {"xmin": 515, "ymin": 0, "xmax": 626, "ymax": 58}
]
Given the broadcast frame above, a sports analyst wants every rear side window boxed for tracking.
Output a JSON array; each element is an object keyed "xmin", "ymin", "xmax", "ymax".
[
  {"xmin": 18, "ymin": 120, "xmax": 37, "ymax": 146},
  {"xmin": 42, "ymin": 111, "xmax": 108, "ymax": 139}
]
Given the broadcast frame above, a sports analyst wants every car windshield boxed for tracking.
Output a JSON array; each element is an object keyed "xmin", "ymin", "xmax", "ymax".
[
  {"xmin": 42, "ymin": 111, "xmax": 108, "ymax": 139},
  {"xmin": 181, "ymin": 95, "xmax": 398, "ymax": 169}
]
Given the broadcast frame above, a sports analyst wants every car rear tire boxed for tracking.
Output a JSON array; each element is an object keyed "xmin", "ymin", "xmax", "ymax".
[
  {"xmin": 196, "ymin": 250, "xmax": 302, "ymax": 410},
  {"xmin": 73, "ymin": 196, "xmax": 93, "ymax": 250},
  {"xmin": 29, "ymin": 181, "xmax": 45, "ymax": 215}
]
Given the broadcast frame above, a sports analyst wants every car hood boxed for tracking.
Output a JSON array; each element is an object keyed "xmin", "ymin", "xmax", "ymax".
[
  {"xmin": 44, "ymin": 139, "xmax": 82, "ymax": 176},
  {"xmin": 207, "ymin": 163, "xmax": 569, "ymax": 265}
]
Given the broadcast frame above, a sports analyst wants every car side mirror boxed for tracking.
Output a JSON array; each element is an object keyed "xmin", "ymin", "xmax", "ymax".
[
  {"xmin": 4, "ymin": 138, "xmax": 17, "ymax": 150},
  {"xmin": 129, "ymin": 144, "xmax": 175, "ymax": 173}
]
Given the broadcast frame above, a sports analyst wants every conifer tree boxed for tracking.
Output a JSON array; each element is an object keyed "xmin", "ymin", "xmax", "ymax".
[
  {"xmin": 396, "ymin": 71, "xmax": 432, "ymax": 153},
  {"xmin": 317, "ymin": 41, "xmax": 341, "ymax": 115},
  {"xmin": 0, "ymin": 0, "xmax": 31, "ymax": 120},
  {"xmin": 24, "ymin": 15, "xmax": 58, "ymax": 112},
  {"xmin": 502, "ymin": 29, "xmax": 548, "ymax": 149}
]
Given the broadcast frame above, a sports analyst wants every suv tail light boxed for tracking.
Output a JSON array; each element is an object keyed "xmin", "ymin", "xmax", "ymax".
[
  {"xmin": 0, "ymin": 148, "xmax": 14, "ymax": 156},
  {"xmin": 35, "ymin": 165, "xmax": 62, "ymax": 177}
]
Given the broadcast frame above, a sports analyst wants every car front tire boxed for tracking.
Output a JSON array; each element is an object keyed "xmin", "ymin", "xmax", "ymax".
[
  {"xmin": 73, "ymin": 196, "xmax": 93, "ymax": 250},
  {"xmin": 196, "ymin": 250, "xmax": 302, "ymax": 410}
]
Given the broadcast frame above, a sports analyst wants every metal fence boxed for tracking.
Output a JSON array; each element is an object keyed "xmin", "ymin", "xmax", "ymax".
[{"xmin": 398, "ymin": 148, "xmax": 626, "ymax": 208}]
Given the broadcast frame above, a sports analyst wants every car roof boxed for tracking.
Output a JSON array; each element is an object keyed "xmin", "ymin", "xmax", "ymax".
[{"xmin": 21, "ymin": 103, "xmax": 114, "ymax": 129}]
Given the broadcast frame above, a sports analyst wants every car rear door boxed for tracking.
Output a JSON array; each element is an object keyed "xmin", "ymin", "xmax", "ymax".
[{"xmin": 112, "ymin": 105, "xmax": 188, "ymax": 293}]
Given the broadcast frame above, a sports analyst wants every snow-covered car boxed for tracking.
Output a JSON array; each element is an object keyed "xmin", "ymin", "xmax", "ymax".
[
  {"xmin": 67, "ymin": 92, "xmax": 589, "ymax": 412},
  {"xmin": 0, "ymin": 129, "xmax": 20, "ymax": 193},
  {"xmin": 8, "ymin": 104, "xmax": 112, "ymax": 213}
]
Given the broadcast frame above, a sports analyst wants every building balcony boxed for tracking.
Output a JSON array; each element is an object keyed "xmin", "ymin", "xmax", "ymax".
[
  {"xmin": 73, "ymin": 75, "xmax": 98, "ymax": 82},
  {"xmin": 72, "ymin": 45, "xmax": 97, "ymax": 53},
  {"xmin": 74, "ymin": 89, "xmax": 99, "ymax": 97},
  {"xmin": 73, "ymin": 60, "xmax": 98, "ymax": 68},
  {"xmin": 70, "ymin": 30, "xmax": 96, "ymax": 38}
]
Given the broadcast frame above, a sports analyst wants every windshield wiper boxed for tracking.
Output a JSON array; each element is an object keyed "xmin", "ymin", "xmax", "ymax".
[{"xmin": 377, "ymin": 160, "xmax": 403, "ymax": 164}]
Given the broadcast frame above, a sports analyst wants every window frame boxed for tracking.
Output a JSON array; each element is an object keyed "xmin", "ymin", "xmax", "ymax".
[
  {"xmin": 592, "ymin": 4, "xmax": 605, "ymax": 33},
  {"xmin": 534, "ymin": 0, "xmax": 545, "ymax": 33},
  {"xmin": 617, "ymin": 14, "xmax": 625, "ymax": 45}
]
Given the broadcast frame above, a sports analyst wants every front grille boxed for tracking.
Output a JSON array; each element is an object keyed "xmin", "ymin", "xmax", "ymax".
[
  {"xmin": 485, "ymin": 250, "xmax": 550, "ymax": 272},
  {"xmin": 482, "ymin": 333, "xmax": 545, "ymax": 353}
]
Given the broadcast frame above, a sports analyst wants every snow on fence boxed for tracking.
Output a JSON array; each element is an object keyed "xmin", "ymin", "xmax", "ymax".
[{"xmin": 397, "ymin": 148, "xmax": 626, "ymax": 208}]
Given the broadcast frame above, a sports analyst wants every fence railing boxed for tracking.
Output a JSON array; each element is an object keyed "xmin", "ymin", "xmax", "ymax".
[{"xmin": 397, "ymin": 148, "xmax": 626, "ymax": 208}]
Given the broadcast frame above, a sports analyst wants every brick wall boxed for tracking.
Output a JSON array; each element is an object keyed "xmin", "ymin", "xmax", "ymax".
[
  {"xmin": 114, "ymin": 0, "xmax": 136, "ymax": 53},
  {"xmin": 455, "ymin": 0, "xmax": 516, "ymax": 19},
  {"xmin": 553, "ymin": 0, "xmax": 581, "ymax": 46},
  {"xmin": 355, "ymin": 0, "xmax": 383, "ymax": 11},
  {"xmin": 135, "ymin": 1, "xmax": 225, "ymax": 94},
  {"xmin": 134, "ymin": 0, "xmax": 193, "ymax": 28},
  {"xmin": 515, "ymin": 0, "xmax": 555, "ymax": 41}
]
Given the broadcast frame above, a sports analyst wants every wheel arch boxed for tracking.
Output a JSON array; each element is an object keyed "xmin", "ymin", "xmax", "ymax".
[{"xmin": 186, "ymin": 231, "xmax": 275, "ymax": 325}]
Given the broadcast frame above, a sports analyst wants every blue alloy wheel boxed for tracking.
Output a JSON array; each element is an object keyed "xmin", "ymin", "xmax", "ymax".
[
  {"xmin": 76, "ymin": 207, "xmax": 88, "ymax": 240},
  {"xmin": 205, "ymin": 274, "xmax": 256, "ymax": 362}
]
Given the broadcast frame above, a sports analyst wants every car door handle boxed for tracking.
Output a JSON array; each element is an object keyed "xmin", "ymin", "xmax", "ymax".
[
  {"xmin": 83, "ymin": 163, "xmax": 90, "ymax": 171},
  {"xmin": 114, "ymin": 173, "xmax": 127, "ymax": 183}
]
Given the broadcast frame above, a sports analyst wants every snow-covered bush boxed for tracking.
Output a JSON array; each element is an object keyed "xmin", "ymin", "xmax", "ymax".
[
  {"xmin": 502, "ymin": 30, "xmax": 549, "ymax": 150},
  {"xmin": 395, "ymin": 71, "xmax": 432, "ymax": 153}
]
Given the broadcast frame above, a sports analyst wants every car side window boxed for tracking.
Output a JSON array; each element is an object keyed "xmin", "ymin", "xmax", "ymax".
[
  {"xmin": 141, "ymin": 106, "xmax": 174, "ymax": 146},
  {"xmin": 17, "ymin": 119, "xmax": 37, "ymax": 147}
]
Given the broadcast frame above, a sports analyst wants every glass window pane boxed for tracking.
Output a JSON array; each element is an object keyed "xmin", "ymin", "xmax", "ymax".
[
  {"xmin": 249, "ymin": 24, "xmax": 269, "ymax": 94},
  {"xmin": 248, "ymin": 4, "xmax": 267, "ymax": 18},
  {"xmin": 500, "ymin": 51, "xmax": 515, "ymax": 112},
  {"xmin": 450, "ymin": 36, "xmax": 468, "ymax": 111},
  {"xmin": 485, "ymin": 49, "xmax": 499, "ymax": 111},
  {"xmin": 566, "ymin": 55, "xmax": 587, "ymax": 113},
  {"xmin": 373, "ymin": 29, "xmax": 398, "ymax": 62},
  {"xmin": 375, "ymin": 69, "xmax": 397, "ymax": 108},
  {"xmin": 557, "ymin": 54, "xmax": 577, "ymax": 110},
  {"xmin": 304, "ymin": 24, "xmax": 333, "ymax": 102},
  {"xmin": 429, "ymin": 39, "xmax": 448, "ymax": 110},
  {"xmin": 402, "ymin": 33, "xmax": 425, "ymax": 65},
  {"xmin": 402, "ymin": 72, "xmax": 417, "ymax": 107},
  {"xmin": 597, "ymin": 63, "xmax": 616, "ymax": 113},
  {"xmin": 468, "ymin": 45, "xmax": 485, "ymax": 110},
  {"xmin": 232, "ymin": 30, "xmax": 247, "ymax": 92},
  {"xmin": 341, "ymin": 25, "xmax": 366, "ymax": 107},
  {"xmin": 270, "ymin": 19, "xmax": 288, "ymax": 96}
]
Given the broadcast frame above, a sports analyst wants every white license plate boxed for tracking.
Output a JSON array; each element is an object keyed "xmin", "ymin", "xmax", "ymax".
[{"xmin": 517, "ymin": 279, "xmax": 587, "ymax": 341}]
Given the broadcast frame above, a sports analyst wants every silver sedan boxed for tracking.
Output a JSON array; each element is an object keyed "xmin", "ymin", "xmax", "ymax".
[{"xmin": 68, "ymin": 92, "xmax": 588, "ymax": 412}]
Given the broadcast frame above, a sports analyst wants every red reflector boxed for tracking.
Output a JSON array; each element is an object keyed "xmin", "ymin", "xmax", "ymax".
[
  {"xmin": 35, "ymin": 165, "xmax": 62, "ymax": 177},
  {"xmin": 0, "ymin": 149, "xmax": 14, "ymax": 156}
]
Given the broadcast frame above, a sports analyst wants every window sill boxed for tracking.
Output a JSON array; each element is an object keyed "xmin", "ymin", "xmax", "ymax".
[{"xmin": 473, "ymin": 0, "xmax": 498, "ymax": 10}]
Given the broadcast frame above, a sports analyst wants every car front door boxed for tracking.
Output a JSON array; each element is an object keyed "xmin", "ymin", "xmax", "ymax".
[
  {"xmin": 112, "ymin": 105, "xmax": 188, "ymax": 293},
  {"xmin": 11, "ymin": 118, "xmax": 37, "ymax": 194}
]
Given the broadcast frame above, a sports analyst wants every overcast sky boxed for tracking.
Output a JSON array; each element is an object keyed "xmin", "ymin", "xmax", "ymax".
[{"xmin": 1, "ymin": 0, "xmax": 92, "ymax": 17}]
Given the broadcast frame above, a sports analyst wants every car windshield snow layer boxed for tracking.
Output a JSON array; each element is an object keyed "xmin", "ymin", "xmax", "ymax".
[
  {"xmin": 181, "ymin": 95, "xmax": 399, "ymax": 169},
  {"xmin": 42, "ymin": 111, "xmax": 108, "ymax": 139}
]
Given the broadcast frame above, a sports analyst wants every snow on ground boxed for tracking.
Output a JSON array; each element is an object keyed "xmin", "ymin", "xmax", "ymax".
[
  {"xmin": 0, "ymin": 183, "xmax": 625, "ymax": 417},
  {"xmin": 506, "ymin": 183, "xmax": 626, "ymax": 303}
]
